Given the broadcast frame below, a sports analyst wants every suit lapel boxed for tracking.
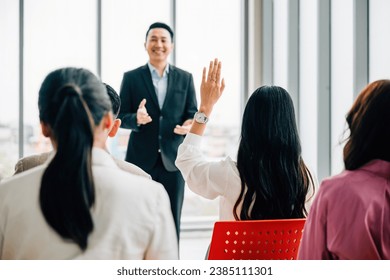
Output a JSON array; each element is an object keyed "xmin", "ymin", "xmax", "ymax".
[
  {"xmin": 162, "ymin": 65, "xmax": 176, "ymax": 111},
  {"xmin": 141, "ymin": 64, "xmax": 160, "ymax": 110}
]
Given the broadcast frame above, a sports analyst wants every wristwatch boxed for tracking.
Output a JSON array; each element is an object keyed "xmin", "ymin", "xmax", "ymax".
[{"xmin": 194, "ymin": 112, "xmax": 209, "ymax": 124}]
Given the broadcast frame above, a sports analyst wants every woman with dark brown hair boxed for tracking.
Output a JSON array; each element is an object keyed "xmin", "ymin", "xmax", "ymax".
[{"xmin": 299, "ymin": 79, "xmax": 390, "ymax": 259}]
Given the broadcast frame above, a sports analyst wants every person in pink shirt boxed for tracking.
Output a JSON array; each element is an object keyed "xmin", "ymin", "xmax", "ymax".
[{"xmin": 298, "ymin": 79, "xmax": 390, "ymax": 259}]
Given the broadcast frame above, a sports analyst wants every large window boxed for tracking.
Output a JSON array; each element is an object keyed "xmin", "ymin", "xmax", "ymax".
[
  {"xmin": 299, "ymin": 0, "xmax": 319, "ymax": 176},
  {"xmin": 176, "ymin": 0, "xmax": 242, "ymax": 219},
  {"xmin": 330, "ymin": 0, "xmax": 354, "ymax": 175},
  {"xmin": 23, "ymin": 0, "xmax": 97, "ymax": 158},
  {"xmin": 273, "ymin": 0, "xmax": 289, "ymax": 90},
  {"xmin": 101, "ymin": 0, "xmax": 171, "ymax": 91},
  {"xmin": 369, "ymin": 0, "xmax": 390, "ymax": 81},
  {"xmin": 0, "ymin": 0, "xmax": 19, "ymax": 178}
]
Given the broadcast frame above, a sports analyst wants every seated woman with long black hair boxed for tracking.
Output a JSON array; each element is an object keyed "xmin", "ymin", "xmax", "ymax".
[
  {"xmin": 0, "ymin": 67, "xmax": 177, "ymax": 259},
  {"xmin": 176, "ymin": 59, "xmax": 316, "ymax": 222}
]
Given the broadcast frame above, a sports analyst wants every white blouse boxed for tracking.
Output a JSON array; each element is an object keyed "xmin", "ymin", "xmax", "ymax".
[{"xmin": 176, "ymin": 133, "xmax": 316, "ymax": 221}]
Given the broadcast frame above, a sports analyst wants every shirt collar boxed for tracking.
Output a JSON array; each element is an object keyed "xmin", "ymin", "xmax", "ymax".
[
  {"xmin": 359, "ymin": 159, "xmax": 390, "ymax": 179},
  {"xmin": 147, "ymin": 62, "xmax": 170, "ymax": 77},
  {"xmin": 50, "ymin": 147, "xmax": 118, "ymax": 169},
  {"xmin": 91, "ymin": 147, "xmax": 118, "ymax": 169}
]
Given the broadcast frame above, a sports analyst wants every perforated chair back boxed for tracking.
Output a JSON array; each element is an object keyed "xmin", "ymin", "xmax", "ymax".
[{"xmin": 207, "ymin": 218, "xmax": 306, "ymax": 260}]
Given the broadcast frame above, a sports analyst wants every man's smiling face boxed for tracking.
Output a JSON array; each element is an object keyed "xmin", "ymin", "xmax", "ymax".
[{"xmin": 144, "ymin": 28, "xmax": 174, "ymax": 65}]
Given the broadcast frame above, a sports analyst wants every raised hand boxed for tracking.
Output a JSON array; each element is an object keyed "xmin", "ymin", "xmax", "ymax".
[
  {"xmin": 136, "ymin": 98, "xmax": 152, "ymax": 125},
  {"xmin": 199, "ymin": 58, "xmax": 225, "ymax": 115},
  {"xmin": 188, "ymin": 59, "xmax": 225, "ymax": 136}
]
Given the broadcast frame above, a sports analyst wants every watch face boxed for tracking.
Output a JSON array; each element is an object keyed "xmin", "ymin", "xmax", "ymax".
[{"xmin": 195, "ymin": 112, "xmax": 208, "ymax": 124}]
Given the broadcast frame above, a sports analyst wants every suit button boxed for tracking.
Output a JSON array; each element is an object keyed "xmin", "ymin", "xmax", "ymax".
[{"xmin": 158, "ymin": 136, "xmax": 162, "ymax": 140}]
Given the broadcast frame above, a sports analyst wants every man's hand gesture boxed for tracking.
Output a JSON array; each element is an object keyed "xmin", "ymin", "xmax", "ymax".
[
  {"xmin": 136, "ymin": 99, "xmax": 152, "ymax": 125},
  {"xmin": 174, "ymin": 119, "xmax": 193, "ymax": 135}
]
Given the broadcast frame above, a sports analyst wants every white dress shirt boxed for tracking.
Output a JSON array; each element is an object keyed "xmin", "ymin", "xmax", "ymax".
[
  {"xmin": 148, "ymin": 62, "xmax": 169, "ymax": 109},
  {"xmin": 176, "ymin": 133, "xmax": 316, "ymax": 221},
  {"xmin": 0, "ymin": 148, "xmax": 178, "ymax": 259}
]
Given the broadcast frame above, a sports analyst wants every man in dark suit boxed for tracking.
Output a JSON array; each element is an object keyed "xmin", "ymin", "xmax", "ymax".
[{"xmin": 118, "ymin": 22, "xmax": 197, "ymax": 239}]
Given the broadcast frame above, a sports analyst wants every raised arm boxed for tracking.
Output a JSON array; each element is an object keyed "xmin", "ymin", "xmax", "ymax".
[{"xmin": 190, "ymin": 58, "xmax": 225, "ymax": 136}]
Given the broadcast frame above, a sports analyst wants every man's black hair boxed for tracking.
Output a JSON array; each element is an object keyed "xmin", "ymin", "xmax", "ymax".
[
  {"xmin": 103, "ymin": 83, "xmax": 120, "ymax": 117},
  {"xmin": 145, "ymin": 22, "xmax": 174, "ymax": 41}
]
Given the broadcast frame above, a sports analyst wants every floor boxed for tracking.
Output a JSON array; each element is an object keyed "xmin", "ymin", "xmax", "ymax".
[{"xmin": 179, "ymin": 230, "xmax": 212, "ymax": 260}]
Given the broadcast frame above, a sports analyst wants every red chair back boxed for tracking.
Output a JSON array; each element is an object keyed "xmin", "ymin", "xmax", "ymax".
[{"xmin": 207, "ymin": 218, "xmax": 306, "ymax": 260}]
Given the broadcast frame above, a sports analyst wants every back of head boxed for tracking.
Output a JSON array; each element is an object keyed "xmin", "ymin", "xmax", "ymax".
[
  {"xmin": 240, "ymin": 86, "xmax": 299, "ymax": 153},
  {"xmin": 344, "ymin": 79, "xmax": 390, "ymax": 170},
  {"xmin": 145, "ymin": 22, "xmax": 174, "ymax": 41},
  {"xmin": 235, "ymin": 85, "xmax": 313, "ymax": 220},
  {"xmin": 38, "ymin": 67, "xmax": 111, "ymax": 250},
  {"xmin": 103, "ymin": 83, "xmax": 120, "ymax": 117}
]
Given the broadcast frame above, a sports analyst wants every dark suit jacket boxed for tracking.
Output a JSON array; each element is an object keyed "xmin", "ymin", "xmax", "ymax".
[{"xmin": 118, "ymin": 64, "xmax": 197, "ymax": 172}]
